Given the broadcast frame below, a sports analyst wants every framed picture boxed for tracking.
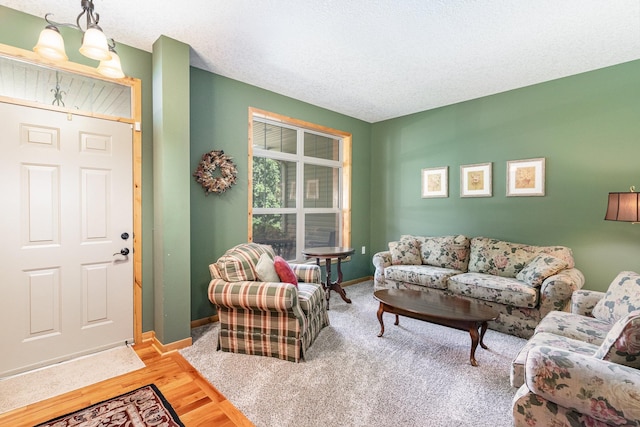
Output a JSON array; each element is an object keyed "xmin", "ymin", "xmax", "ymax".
[
  {"xmin": 421, "ymin": 166, "xmax": 448, "ymax": 198},
  {"xmin": 460, "ymin": 162, "xmax": 492, "ymax": 197},
  {"xmin": 507, "ymin": 157, "xmax": 545, "ymax": 197}
]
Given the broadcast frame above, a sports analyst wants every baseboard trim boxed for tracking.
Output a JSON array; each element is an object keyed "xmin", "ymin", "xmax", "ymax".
[
  {"xmin": 191, "ymin": 315, "xmax": 218, "ymax": 328},
  {"xmin": 342, "ymin": 275, "xmax": 373, "ymax": 287},
  {"xmin": 141, "ymin": 330, "xmax": 192, "ymax": 354}
]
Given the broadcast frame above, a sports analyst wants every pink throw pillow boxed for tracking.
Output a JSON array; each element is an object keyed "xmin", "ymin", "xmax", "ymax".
[{"xmin": 273, "ymin": 256, "xmax": 298, "ymax": 287}]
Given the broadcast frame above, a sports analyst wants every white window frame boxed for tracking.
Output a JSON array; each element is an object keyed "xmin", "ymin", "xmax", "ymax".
[{"xmin": 248, "ymin": 108, "xmax": 352, "ymax": 261}]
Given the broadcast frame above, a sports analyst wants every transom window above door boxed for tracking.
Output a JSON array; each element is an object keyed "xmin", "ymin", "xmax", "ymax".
[
  {"xmin": 0, "ymin": 54, "xmax": 131, "ymax": 118},
  {"xmin": 249, "ymin": 108, "xmax": 352, "ymax": 261}
]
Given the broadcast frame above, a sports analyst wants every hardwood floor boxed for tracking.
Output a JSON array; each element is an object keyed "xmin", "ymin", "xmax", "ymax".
[{"xmin": 0, "ymin": 341, "xmax": 255, "ymax": 427}]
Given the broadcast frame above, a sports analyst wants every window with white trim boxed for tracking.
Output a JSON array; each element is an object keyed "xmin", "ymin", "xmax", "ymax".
[{"xmin": 249, "ymin": 109, "xmax": 351, "ymax": 261}]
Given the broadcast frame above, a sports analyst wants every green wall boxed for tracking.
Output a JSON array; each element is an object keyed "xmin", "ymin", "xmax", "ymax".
[
  {"xmin": 189, "ymin": 68, "xmax": 372, "ymax": 320},
  {"xmin": 152, "ymin": 36, "xmax": 191, "ymax": 343},
  {"xmin": 371, "ymin": 60, "xmax": 640, "ymax": 292}
]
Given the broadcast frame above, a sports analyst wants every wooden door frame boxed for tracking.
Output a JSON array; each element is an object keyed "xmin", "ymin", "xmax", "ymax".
[{"xmin": 0, "ymin": 43, "xmax": 144, "ymax": 345}]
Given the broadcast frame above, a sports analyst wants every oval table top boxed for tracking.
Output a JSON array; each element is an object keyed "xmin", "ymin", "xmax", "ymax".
[
  {"xmin": 301, "ymin": 247, "xmax": 355, "ymax": 258},
  {"xmin": 374, "ymin": 289, "xmax": 498, "ymax": 323}
]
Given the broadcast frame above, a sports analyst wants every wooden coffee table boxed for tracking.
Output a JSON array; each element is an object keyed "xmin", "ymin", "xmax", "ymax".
[{"xmin": 374, "ymin": 289, "xmax": 498, "ymax": 366}]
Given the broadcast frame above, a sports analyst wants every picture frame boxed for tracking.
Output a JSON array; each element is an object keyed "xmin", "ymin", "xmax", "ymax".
[
  {"xmin": 506, "ymin": 157, "xmax": 545, "ymax": 197},
  {"xmin": 460, "ymin": 162, "xmax": 492, "ymax": 198},
  {"xmin": 421, "ymin": 166, "xmax": 448, "ymax": 198}
]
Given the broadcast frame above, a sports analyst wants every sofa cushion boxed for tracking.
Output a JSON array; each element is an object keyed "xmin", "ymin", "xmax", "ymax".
[
  {"xmin": 467, "ymin": 237, "xmax": 574, "ymax": 278},
  {"xmin": 516, "ymin": 254, "xmax": 569, "ymax": 287},
  {"xmin": 255, "ymin": 253, "xmax": 280, "ymax": 282},
  {"xmin": 534, "ymin": 311, "xmax": 610, "ymax": 345},
  {"xmin": 217, "ymin": 243, "xmax": 275, "ymax": 282},
  {"xmin": 419, "ymin": 235, "xmax": 470, "ymax": 271},
  {"xmin": 385, "ymin": 265, "xmax": 460, "ymax": 290},
  {"xmin": 510, "ymin": 331, "xmax": 599, "ymax": 388},
  {"xmin": 592, "ymin": 271, "xmax": 640, "ymax": 323},
  {"xmin": 593, "ymin": 310, "xmax": 640, "ymax": 368},
  {"xmin": 389, "ymin": 238, "xmax": 421, "ymax": 265},
  {"xmin": 447, "ymin": 272, "xmax": 539, "ymax": 307}
]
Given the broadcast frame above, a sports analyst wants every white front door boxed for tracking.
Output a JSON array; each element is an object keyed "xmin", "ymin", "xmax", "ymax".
[{"xmin": 0, "ymin": 102, "xmax": 134, "ymax": 377}]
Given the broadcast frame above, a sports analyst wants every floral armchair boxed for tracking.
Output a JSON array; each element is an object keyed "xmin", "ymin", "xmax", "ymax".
[
  {"xmin": 512, "ymin": 271, "xmax": 640, "ymax": 426},
  {"xmin": 513, "ymin": 345, "xmax": 640, "ymax": 426},
  {"xmin": 208, "ymin": 243, "xmax": 329, "ymax": 362}
]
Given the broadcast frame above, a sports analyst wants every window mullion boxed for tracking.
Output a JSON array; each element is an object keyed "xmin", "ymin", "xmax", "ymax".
[{"xmin": 296, "ymin": 128, "xmax": 305, "ymax": 260}]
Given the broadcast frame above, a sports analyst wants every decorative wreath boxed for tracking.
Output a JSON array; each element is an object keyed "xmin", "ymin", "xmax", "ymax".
[{"xmin": 193, "ymin": 150, "xmax": 238, "ymax": 195}]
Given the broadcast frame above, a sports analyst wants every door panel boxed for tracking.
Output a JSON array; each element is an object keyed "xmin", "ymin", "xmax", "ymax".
[{"xmin": 0, "ymin": 102, "xmax": 133, "ymax": 376}]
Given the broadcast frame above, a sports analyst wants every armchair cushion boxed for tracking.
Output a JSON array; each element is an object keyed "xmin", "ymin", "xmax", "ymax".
[
  {"xmin": 274, "ymin": 256, "xmax": 298, "ymax": 286},
  {"xmin": 593, "ymin": 310, "xmax": 640, "ymax": 368},
  {"xmin": 592, "ymin": 271, "xmax": 640, "ymax": 323},
  {"xmin": 290, "ymin": 263, "xmax": 321, "ymax": 284},
  {"xmin": 256, "ymin": 253, "xmax": 280, "ymax": 282},
  {"xmin": 571, "ymin": 289, "xmax": 606, "ymax": 316},
  {"xmin": 216, "ymin": 243, "xmax": 274, "ymax": 282},
  {"xmin": 515, "ymin": 254, "xmax": 568, "ymax": 287},
  {"xmin": 533, "ymin": 310, "xmax": 610, "ymax": 345}
]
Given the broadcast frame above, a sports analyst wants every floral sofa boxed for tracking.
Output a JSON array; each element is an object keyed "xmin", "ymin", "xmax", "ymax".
[
  {"xmin": 208, "ymin": 243, "xmax": 329, "ymax": 362},
  {"xmin": 373, "ymin": 235, "xmax": 585, "ymax": 338},
  {"xmin": 512, "ymin": 271, "xmax": 640, "ymax": 426}
]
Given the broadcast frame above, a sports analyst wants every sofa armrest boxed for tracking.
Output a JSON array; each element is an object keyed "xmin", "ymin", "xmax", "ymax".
[
  {"xmin": 291, "ymin": 263, "xmax": 321, "ymax": 284},
  {"xmin": 372, "ymin": 250, "xmax": 392, "ymax": 269},
  {"xmin": 571, "ymin": 289, "xmax": 606, "ymax": 316},
  {"xmin": 538, "ymin": 268, "xmax": 585, "ymax": 317},
  {"xmin": 372, "ymin": 251, "xmax": 392, "ymax": 289},
  {"xmin": 525, "ymin": 345, "xmax": 640, "ymax": 424},
  {"xmin": 208, "ymin": 279, "xmax": 299, "ymax": 312}
]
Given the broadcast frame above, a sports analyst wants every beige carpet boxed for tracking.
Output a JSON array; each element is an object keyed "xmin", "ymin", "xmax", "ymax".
[
  {"xmin": 0, "ymin": 345, "xmax": 145, "ymax": 414},
  {"xmin": 181, "ymin": 281, "xmax": 527, "ymax": 427}
]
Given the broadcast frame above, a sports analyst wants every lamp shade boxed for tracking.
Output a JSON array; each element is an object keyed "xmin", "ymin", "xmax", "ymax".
[
  {"xmin": 97, "ymin": 50, "xmax": 125, "ymax": 78},
  {"xmin": 79, "ymin": 27, "xmax": 111, "ymax": 61},
  {"xmin": 605, "ymin": 192, "xmax": 640, "ymax": 222},
  {"xmin": 33, "ymin": 27, "xmax": 68, "ymax": 61}
]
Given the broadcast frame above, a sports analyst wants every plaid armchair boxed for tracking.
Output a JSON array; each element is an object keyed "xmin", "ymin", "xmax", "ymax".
[{"xmin": 208, "ymin": 243, "xmax": 329, "ymax": 362}]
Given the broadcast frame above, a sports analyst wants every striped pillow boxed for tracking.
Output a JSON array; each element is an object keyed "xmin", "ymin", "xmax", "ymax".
[{"xmin": 217, "ymin": 243, "xmax": 275, "ymax": 282}]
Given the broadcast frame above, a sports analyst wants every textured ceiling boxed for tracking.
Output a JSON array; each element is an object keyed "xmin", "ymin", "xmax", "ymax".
[{"xmin": 4, "ymin": 1, "xmax": 640, "ymax": 122}]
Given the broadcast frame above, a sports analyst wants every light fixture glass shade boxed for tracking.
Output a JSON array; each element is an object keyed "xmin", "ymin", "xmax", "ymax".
[
  {"xmin": 605, "ymin": 192, "xmax": 640, "ymax": 222},
  {"xmin": 33, "ymin": 27, "xmax": 68, "ymax": 61},
  {"xmin": 79, "ymin": 27, "xmax": 111, "ymax": 61},
  {"xmin": 97, "ymin": 51, "xmax": 125, "ymax": 79}
]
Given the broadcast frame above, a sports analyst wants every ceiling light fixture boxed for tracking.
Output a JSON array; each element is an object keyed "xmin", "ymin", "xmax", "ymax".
[{"xmin": 33, "ymin": 0, "xmax": 124, "ymax": 78}]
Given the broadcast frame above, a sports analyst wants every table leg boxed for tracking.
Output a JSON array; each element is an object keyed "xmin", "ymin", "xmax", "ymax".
[
  {"xmin": 330, "ymin": 258, "xmax": 352, "ymax": 304},
  {"xmin": 377, "ymin": 303, "xmax": 385, "ymax": 337},
  {"xmin": 469, "ymin": 323, "xmax": 480, "ymax": 367},
  {"xmin": 324, "ymin": 258, "xmax": 332, "ymax": 309},
  {"xmin": 479, "ymin": 321, "xmax": 489, "ymax": 349}
]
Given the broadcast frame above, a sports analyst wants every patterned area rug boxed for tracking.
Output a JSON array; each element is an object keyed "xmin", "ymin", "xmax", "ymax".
[{"xmin": 34, "ymin": 384, "xmax": 184, "ymax": 427}]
